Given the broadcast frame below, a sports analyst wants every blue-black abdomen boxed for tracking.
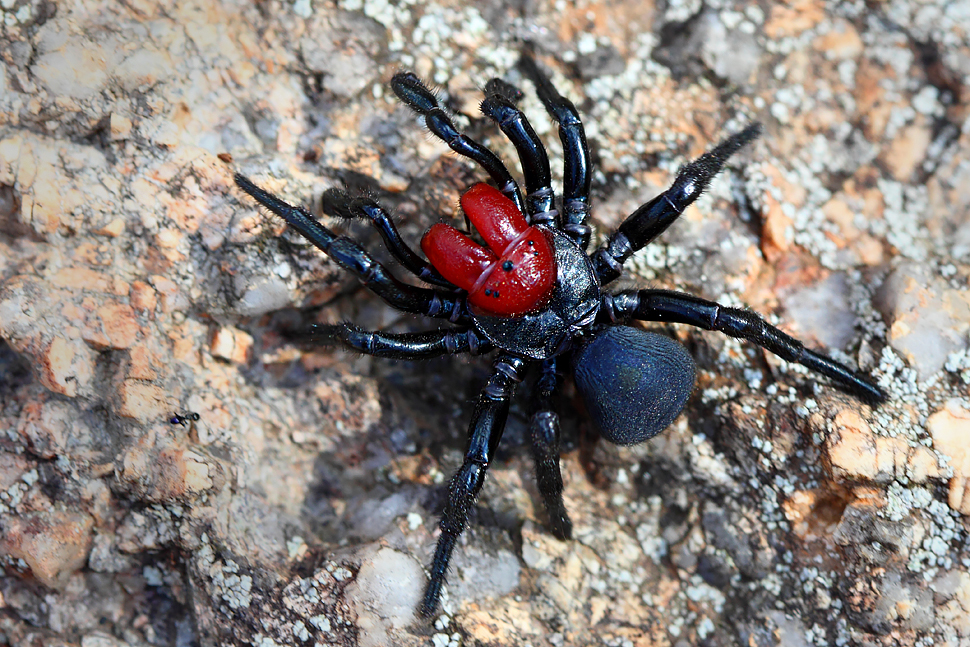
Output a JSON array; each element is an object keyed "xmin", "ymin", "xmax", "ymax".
[{"xmin": 573, "ymin": 326, "xmax": 695, "ymax": 445}]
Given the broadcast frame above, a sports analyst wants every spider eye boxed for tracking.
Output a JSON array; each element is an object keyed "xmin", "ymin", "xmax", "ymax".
[
  {"xmin": 573, "ymin": 327, "xmax": 695, "ymax": 445},
  {"xmin": 421, "ymin": 183, "xmax": 557, "ymax": 317}
]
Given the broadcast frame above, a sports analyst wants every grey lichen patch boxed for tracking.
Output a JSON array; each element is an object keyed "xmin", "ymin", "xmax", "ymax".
[{"xmin": 195, "ymin": 538, "xmax": 256, "ymax": 611}]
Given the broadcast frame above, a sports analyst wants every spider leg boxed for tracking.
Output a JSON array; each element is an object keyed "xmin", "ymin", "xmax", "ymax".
[
  {"xmin": 235, "ymin": 174, "xmax": 468, "ymax": 323},
  {"xmin": 320, "ymin": 188, "xmax": 456, "ymax": 289},
  {"xmin": 293, "ymin": 323, "xmax": 493, "ymax": 359},
  {"xmin": 391, "ymin": 73, "xmax": 527, "ymax": 215},
  {"xmin": 519, "ymin": 54, "xmax": 593, "ymax": 250},
  {"xmin": 592, "ymin": 123, "xmax": 762, "ymax": 286},
  {"xmin": 529, "ymin": 358, "xmax": 571, "ymax": 540},
  {"xmin": 423, "ymin": 354, "xmax": 528, "ymax": 617},
  {"xmin": 480, "ymin": 80, "xmax": 557, "ymax": 226},
  {"xmin": 602, "ymin": 290, "xmax": 888, "ymax": 405}
]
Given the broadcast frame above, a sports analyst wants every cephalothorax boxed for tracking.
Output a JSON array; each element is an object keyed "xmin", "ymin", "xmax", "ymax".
[{"xmin": 235, "ymin": 55, "xmax": 886, "ymax": 617}]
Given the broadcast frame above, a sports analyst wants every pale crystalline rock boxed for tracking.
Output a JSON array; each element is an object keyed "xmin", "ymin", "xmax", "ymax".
[
  {"xmin": 927, "ymin": 402, "xmax": 970, "ymax": 515},
  {"xmin": 345, "ymin": 546, "xmax": 425, "ymax": 647}
]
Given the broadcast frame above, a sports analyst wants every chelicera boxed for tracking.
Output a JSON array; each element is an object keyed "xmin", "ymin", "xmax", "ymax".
[{"xmin": 234, "ymin": 56, "xmax": 887, "ymax": 617}]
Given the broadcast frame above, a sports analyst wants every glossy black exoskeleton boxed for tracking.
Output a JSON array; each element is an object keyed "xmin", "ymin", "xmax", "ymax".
[{"xmin": 234, "ymin": 54, "xmax": 888, "ymax": 617}]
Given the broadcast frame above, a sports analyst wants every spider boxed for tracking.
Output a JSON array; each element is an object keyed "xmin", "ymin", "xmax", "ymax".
[{"xmin": 234, "ymin": 55, "xmax": 887, "ymax": 618}]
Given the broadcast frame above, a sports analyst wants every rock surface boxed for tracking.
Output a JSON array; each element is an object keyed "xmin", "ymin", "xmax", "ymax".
[{"xmin": 1, "ymin": 0, "xmax": 969, "ymax": 646}]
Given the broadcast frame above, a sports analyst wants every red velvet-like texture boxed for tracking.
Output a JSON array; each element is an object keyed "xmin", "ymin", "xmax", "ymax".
[
  {"xmin": 469, "ymin": 227, "xmax": 555, "ymax": 316},
  {"xmin": 421, "ymin": 184, "xmax": 557, "ymax": 317},
  {"xmin": 459, "ymin": 183, "xmax": 529, "ymax": 253},
  {"xmin": 421, "ymin": 223, "xmax": 496, "ymax": 292}
]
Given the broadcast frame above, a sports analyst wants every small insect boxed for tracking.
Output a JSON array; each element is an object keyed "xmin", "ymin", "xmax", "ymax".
[
  {"xmin": 235, "ymin": 55, "xmax": 887, "ymax": 617},
  {"xmin": 169, "ymin": 411, "xmax": 200, "ymax": 427}
]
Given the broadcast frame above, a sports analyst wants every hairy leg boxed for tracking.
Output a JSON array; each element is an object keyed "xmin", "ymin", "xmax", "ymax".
[
  {"xmin": 319, "ymin": 188, "xmax": 455, "ymax": 289},
  {"xmin": 295, "ymin": 323, "xmax": 492, "ymax": 359},
  {"xmin": 529, "ymin": 357, "xmax": 571, "ymax": 539},
  {"xmin": 519, "ymin": 54, "xmax": 593, "ymax": 249},
  {"xmin": 602, "ymin": 289, "xmax": 887, "ymax": 404},
  {"xmin": 591, "ymin": 124, "xmax": 761, "ymax": 285},
  {"xmin": 235, "ymin": 175, "xmax": 468, "ymax": 323},
  {"xmin": 481, "ymin": 78, "xmax": 557, "ymax": 226},
  {"xmin": 423, "ymin": 354, "xmax": 528, "ymax": 617},
  {"xmin": 392, "ymin": 72, "xmax": 526, "ymax": 215}
]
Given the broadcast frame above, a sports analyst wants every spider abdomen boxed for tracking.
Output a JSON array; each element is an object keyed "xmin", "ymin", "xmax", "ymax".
[
  {"xmin": 422, "ymin": 183, "xmax": 556, "ymax": 317},
  {"xmin": 573, "ymin": 326, "xmax": 696, "ymax": 445}
]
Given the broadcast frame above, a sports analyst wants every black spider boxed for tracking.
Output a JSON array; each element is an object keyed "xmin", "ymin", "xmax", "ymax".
[{"xmin": 233, "ymin": 56, "xmax": 887, "ymax": 617}]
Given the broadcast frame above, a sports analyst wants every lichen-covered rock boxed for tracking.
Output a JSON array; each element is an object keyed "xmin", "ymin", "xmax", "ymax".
[
  {"xmin": 0, "ymin": 510, "xmax": 94, "ymax": 588},
  {"xmin": 0, "ymin": 0, "xmax": 968, "ymax": 646}
]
